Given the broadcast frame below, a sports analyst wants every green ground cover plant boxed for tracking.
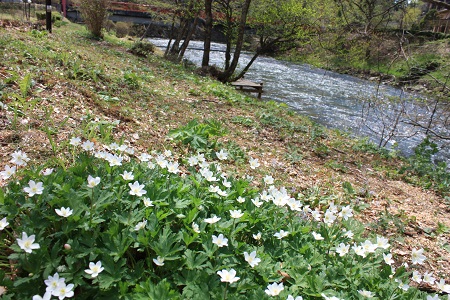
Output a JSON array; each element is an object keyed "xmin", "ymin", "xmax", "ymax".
[{"xmin": 1, "ymin": 137, "xmax": 449, "ymax": 299}]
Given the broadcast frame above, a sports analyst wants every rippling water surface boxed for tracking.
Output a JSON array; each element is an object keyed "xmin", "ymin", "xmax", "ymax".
[{"xmin": 150, "ymin": 39, "xmax": 449, "ymax": 161}]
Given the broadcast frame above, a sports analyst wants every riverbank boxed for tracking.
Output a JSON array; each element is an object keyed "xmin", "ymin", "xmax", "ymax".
[{"xmin": 1, "ymin": 19, "xmax": 450, "ymax": 286}]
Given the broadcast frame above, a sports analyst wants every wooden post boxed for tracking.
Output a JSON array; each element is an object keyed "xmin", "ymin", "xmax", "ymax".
[
  {"xmin": 62, "ymin": 0, "xmax": 66, "ymax": 17},
  {"xmin": 46, "ymin": 0, "xmax": 52, "ymax": 33}
]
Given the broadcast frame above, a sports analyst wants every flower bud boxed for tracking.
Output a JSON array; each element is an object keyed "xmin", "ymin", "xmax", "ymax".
[{"xmin": 64, "ymin": 244, "xmax": 71, "ymax": 250}]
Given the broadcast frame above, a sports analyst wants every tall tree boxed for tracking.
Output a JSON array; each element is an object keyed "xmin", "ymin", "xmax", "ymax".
[
  {"xmin": 165, "ymin": 0, "xmax": 202, "ymax": 62},
  {"xmin": 217, "ymin": 0, "xmax": 252, "ymax": 82},
  {"xmin": 202, "ymin": 0, "xmax": 213, "ymax": 67},
  {"xmin": 233, "ymin": 0, "xmax": 321, "ymax": 80}
]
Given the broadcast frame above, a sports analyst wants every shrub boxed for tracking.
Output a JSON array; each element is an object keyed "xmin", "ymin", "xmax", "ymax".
[
  {"xmin": 105, "ymin": 19, "xmax": 115, "ymax": 33},
  {"xmin": 75, "ymin": 0, "xmax": 111, "ymax": 38},
  {"xmin": 115, "ymin": 22, "xmax": 130, "ymax": 38},
  {"xmin": 129, "ymin": 41, "xmax": 155, "ymax": 58},
  {"xmin": 35, "ymin": 11, "xmax": 62, "ymax": 22}
]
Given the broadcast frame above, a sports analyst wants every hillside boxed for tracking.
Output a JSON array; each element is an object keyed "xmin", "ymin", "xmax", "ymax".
[{"xmin": 0, "ymin": 19, "xmax": 449, "ymax": 297}]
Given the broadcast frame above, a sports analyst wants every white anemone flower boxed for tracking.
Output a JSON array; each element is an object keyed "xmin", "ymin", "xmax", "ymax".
[
  {"xmin": 10, "ymin": 150, "xmax": 30, "ymax": 166},
  {"xmin": 383, "ymin": 253, "xmax": 395, "ymax": 265},
  {"xmin": 244, "ymin": 251, "xmax": 261, "ymax": 268},
  {"xmin": 376, "ymin": 236, "xmax": 390, "ymax": 249},
  {"xmin": 229, "ymin": 210, "xmax": 244, "ymax": 219},
  {"xmin": 253, "ymin": 232, "xmax": 262, "ymax": 240},
  {"xmin": 323, "ymin": 210, "xmax": 337, "ymax": 226},
  {"xmin": 436, "ymin": 279, "xmax": 450, "ymax": 293},
  {"xmin": 357, "ymin": 290, "xmax": 374, "ymax": 298},
  {"xmin": 143, "ymin": 197, "xmax": 154, "ymax": 207},
  {"xmin": 23, "ymin": 180, "xmax": 44, "ymax": 197},
  {"xmin": 335, "ymin": 243, "xmax": 350, "ymax": 257},
  {"xmin": 85, "ymin": 261, "xmax": 104, "ymax": 278},
  {"xmin": 44, "ymin": 272, "xmax": 65, "ymax": 293},
  {"xmin": 216, "ymin": 149, "xmax": 228, "ymax": 160},
  {"xmin": 41, "ymin": 168, "xmax": 53, "ymax": 176},
  {"xmin": 265, "ymin": 282, "xmax": 284, "ymax": 296},
  {"xmin": 361, "ymin": 240, "xmax": 377, "ymax": 253},
  {"xmin": 134, "ymin": 220, "xmax": 147, "ymax": 231},
  {"xmin": 52, "ymin": 282, "xmax": 74, "ymax": 299},
  {"xmin": 167, "ymin": 161, "xmax": 180, "ymax": 174},
  {"xmin": 339, "ymin": 205, "xmax": 353, "ymax": 220},
  {"xmin": 204, "ymin": 215, "xmax": 221, "ymax": 224},
  {"xmin": 120, "ymin": 171, "xmax": 134, "ymax": 181},
  {"xmin": 212, "ymin": 234, "xmax": 228, "ymax": 247},
  {"xmin": 217, "ymin": 269, "xmax": 240, "ymax": 283},
  {"xmin": 55, "ymin": 207, "xmax": 73, "ymax": 218},
  {"xmin": 311, "ymin": 209, "xmax": 322, "ymax": 221},
  {"xmin": 138, "ymin": 153, "xmax": 152, "ymax": 162},
  {"xmin": 287, "ymin": 295, "xmax": 303, "ymax": 300},
  {"xmin": 192, "ymin": 222, "xmax": 200, "ymax": 233},
  {"xmin": 411, "ymin": 271, "xmax": 422, "ymax": 283},
  {"xmin": 423, "ymin": 272, "xmax": 436, "ymax": 285},
  {"xmin": 187, "ymin": 155, "xmax": 199, "ymax": 166},
  {"xmin": 128, "ymin": 181, "xmax": 147, "ymax": 196},
  {"xmin": 153, "ymin": 256, "xmax": 165, "ymax": 266},
  {"xmin": 411, "ymin": 248, "xmax": 426, "ymax": 265},
  {"xmin": 17, "ymin": 232, "xmax": 40, "ymax": 253},
  {"xmin": 249, "ymin": 157, "xmax": 260, "ymax": 169},
  {"xmin": 352, "ymin": 244, "xmax": 367, "ymax": 258},
  {"xmin": 274, "ymin": 230, "xmax": 289, "ymax": 239},
  {"xmin": 81, "ymin": 140, "xmax": 95, "ymax": 151},
  {"xmin": 251, "ymin": 197, "xmax": 263, "ymax": 207},
  {"xmin": 0, "ymin": 165, "xmax": 16, "ymax": 180},
  {"xmin": 69, "ymin": 137, "xmax": 81, "ymax": 146},
  {"xmin": 0, "ymin": 217, "xmax": 9, "ymax": 230},
  {"xmin": 32, "ymin": 291, "xmax": 52, "ymax": 300},
  {"xmin": 236, "ymin": 196, "xmax": 246, "ymax": 203},
  {"xmin": 263, "ymin": 175, "xmax": 274, "ymax": 185},
  {"xmin": 87, "ymin": 175, "xmax": 101, "ymax": 188},
  {"xmin": 312, "ymin": 232, "xmax": 324, "ymax": 241}
]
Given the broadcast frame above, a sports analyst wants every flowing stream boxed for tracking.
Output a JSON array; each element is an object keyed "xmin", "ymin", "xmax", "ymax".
[{"xmin": 149, "ymin": 39, "xmax": 449, "ymax": 162}]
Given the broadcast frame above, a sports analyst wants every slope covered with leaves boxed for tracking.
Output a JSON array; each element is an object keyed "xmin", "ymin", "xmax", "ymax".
[{"xmin": 0, "ymin": 19, "xmax": 449, "ymax": 298}]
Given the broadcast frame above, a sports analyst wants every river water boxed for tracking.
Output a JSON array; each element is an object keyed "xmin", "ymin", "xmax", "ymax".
[{"xmin": 149, "ymin": 39, "xmax": 449, "ymax": 162}]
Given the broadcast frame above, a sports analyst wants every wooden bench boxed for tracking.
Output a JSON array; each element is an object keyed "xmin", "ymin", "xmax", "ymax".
[{"xmin": 231, "ymin": 78, "xmax": 263, "ymax": 99}]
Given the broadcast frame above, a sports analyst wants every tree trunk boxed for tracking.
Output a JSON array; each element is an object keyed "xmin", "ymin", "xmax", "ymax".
[
  {"xmin": 218, "ymin": 0, "xmax": 252, "ymax": 82},
  {"xmin": 177, "ymin": 17, "xmax": 199, "ymax": 62},
  {"xmin": 170, "ymin": 18, "xmax": 189, "ymax": 55},
  {"xmin": 234, "ymin": 51, "xmax": 260, "ymax": 81},
  {"xmin": 165, "ymin": 16, "xmax": 176, "ymax": 57},
  {"xmin": 224, "ymin": 19, "xmax": 233, "ymax": 70},
  {"xmin": 202, "ymin": 0, "xmax": 213, "ymax": 67}
]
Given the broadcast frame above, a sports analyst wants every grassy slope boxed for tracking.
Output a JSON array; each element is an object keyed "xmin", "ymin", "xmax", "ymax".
[{"xmin": 0, "ymin": 20, "xmax": 449, "ymax": 278}]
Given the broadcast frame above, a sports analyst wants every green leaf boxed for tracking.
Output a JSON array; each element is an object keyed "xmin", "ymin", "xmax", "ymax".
[
  {"xmin": 184, "ymin": 249, "xmax": 208, "ymax": 270},
  {"xmin": 181, "ymin": 282, "xmax": 211, "ymax": 300},
  {"xmin": 0, "ymin": 187, "xmax": 4, "ymax": 204},
  {"xmin": 134, "ymin": 278, "xmax": 180, "ymax": 300},
  {"xmin": 149, "ymin": 226, "xmax": 184, "ymax": 258},
  {"xmin": 19, "ymin": 73, "xmax": 32, "ymax": 98}
]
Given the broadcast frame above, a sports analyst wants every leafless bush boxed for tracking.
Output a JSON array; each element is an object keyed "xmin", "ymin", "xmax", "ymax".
[
  {"xmin": 75, "ymin": 0, "xmax": 111, "ymax": 38},
  {"xmin": 115, "ymin": 22, "xmax": 130, "ymax": 38}
]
